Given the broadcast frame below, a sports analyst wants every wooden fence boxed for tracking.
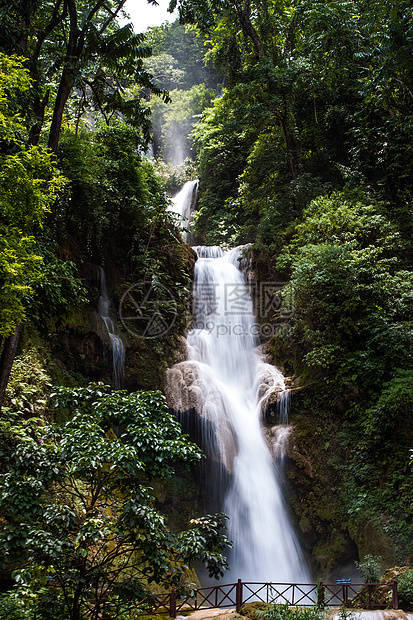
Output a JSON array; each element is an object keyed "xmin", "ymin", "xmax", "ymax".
[{"xmin": 137, "ymin": 580, "xmax": 399, "ymax": 617}]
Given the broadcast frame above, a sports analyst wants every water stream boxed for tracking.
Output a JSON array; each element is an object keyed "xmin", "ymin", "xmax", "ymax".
[
  {"xmin": 97, "ymin": 267, "xmax": 125, "ymax": 389},
  {"xmin": 187, "ymin": 246, "xmax": 308, "ymax": 582},
  {"xmin": 169, "ymin": 180, "xmax": 199, "ymax": 242},
  {"xmin": 166, "ymin": 184, "xmax": 309, "ymax": 581}
]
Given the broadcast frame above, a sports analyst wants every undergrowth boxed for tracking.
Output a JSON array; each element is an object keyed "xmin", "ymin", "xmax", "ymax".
[{"xmin": 240, "ymin": 602, "xmax": 325, "ymax": 620}]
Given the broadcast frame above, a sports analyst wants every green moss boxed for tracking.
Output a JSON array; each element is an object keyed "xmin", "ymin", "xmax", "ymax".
[
  {"xmin": 311, "ymin": 529, "xmax": 353, "ymax": 575},
  {"xmin": 280, "ymin": 387, "xmax": 360, "ymax": 577},
  {"xmin": 239, "ymin": 602, "xmax": 268, "ymax": 618},
  {"xmin": 348, "ymin": 520, "xmax": 396, "ymax": 567},
  {"xmin": 299, "ymin": 515, "xmax": 312, "ymax": 534}
]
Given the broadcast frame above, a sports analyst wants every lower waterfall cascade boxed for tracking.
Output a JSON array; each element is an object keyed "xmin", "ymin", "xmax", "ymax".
[{"xmin": 166, "ymin": 184, "xmax": 309, "ymax": 582}]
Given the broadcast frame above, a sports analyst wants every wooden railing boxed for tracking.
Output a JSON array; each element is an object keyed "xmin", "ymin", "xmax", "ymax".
[{"xmin": 137, "ymin": 580, "xmax": 399, "ymax": 617}]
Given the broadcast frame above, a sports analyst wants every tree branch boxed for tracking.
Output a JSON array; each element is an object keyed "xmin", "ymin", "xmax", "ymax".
[
  {"xmin": 99, "ymin": 0, "xmax": 129, "ymax": 34},
  {"xmin": 32, "ymin": 0, "xmax": 67, "ymax": 64},
  {"xmin": 232, "ymin": 0, "xmax": 265, "ymax": 58}
]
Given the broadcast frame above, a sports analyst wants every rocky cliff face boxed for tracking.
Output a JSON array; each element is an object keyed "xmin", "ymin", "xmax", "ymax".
[{"xmin": 49, "ymin": 241, "xmax": 197, "ymax": 392}]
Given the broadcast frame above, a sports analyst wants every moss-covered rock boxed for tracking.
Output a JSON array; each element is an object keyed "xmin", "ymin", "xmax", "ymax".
[
  {"xmin": 239, "ymin": 602, "xmax": 268, "ymax": 618},
  {"xmin": 348, "ymin": 520, "xmax": 396, "ymax": 568},
  {"xmin": 271, "ymin": 379, "xmax": 409, "ymax": 578},
  {"xmin": 276, "ymin": 386, "xmax": 359, "ymax": 578},
  {"xmin": 46, "ymin": 234, "xmax": 196, "ymax": 392}
]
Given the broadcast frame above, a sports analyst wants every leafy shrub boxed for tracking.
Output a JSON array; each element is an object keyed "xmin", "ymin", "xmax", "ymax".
[
  {"xmin": 4, "ymin": 346, "xmax": 52, "ymax": 415},
  {"xmin": 0, "ymin": 385, "xmax": 231, "ymax": 620},
  {"xmin": 397, "ymin": 569, "xmax": 413, "ymax": 610},
  {"xmin": 0, "ymin": 592, "xmax": 34, "ymax": 619},
  {"xmin": 354, "ymin": 555, "xmax": 382, "ymax": 583},
  {"xmin": 246, "ymin": 602, "xmax": 325, "ymax": 620}
]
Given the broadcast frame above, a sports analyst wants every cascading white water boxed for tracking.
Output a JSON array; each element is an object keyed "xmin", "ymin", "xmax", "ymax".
[
  {"xmin": 97, "ymin": 267, "xmax": 125, "ymax": 389},
  {"xmin": 165, "ymin": 184, "xmax": 309, "ymax": 582},
  {"xmin": 277, "ymin": 388, "xmax": 291, "ymax": 425},
  {"xmin": 183, "ymin": 246, "xmax": 309, "ymax": 582},
  {"xmin": 169, "ymin": 180, "xmax": 199, "ymax": 241}
]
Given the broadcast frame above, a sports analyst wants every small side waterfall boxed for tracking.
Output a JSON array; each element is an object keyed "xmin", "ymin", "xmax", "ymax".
[
  {"xmin": 97, "ymin": 267, "xmax": 125, "ymax": 389},
  {"xmin": 277, "ymin": 388, "xmax": 291, "ymax": 425},
  {"xmin": 166, "ymin": 245, "xmax": 309, "ymax": 583}
]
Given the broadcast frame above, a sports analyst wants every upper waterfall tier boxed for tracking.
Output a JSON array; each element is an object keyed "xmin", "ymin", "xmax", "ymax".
[{"xmin": 168, "ymin": 179, "xmax": 199, "ymax": 242}]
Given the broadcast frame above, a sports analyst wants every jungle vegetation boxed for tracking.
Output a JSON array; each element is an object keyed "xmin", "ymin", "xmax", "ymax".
[{"xmin": 1, "ymin": 0, "xmax": 413, "ymax": 616}]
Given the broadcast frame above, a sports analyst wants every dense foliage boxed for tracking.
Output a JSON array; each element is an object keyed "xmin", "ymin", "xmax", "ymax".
[
  {"xmin": 398, "ymin": 569, "xmax": 413, "ymax": 610},
  {"xmin": 0, "ymin": 54, "xmax": 61, "ymax": 337},
  {"xmin": 171, "ymin": 0, "xmax": 413, "ymax": 248},
  {"xmin": 0, "ymin": 34, "xmax": 192, "ymax": 395},
  {"xmin": 0, "ymin": 384, "xmax": 230, "ymax": 620},
  {"xmin": 0, "ymin": 0, "xmax": 170, "ymax": 152},
  {"xmin": 2, "ymin": 0, "xmax": 413, "ymax": 596},
  {"xmin": 0, "ymin": 7, "xmax": 218, "ymax": 616},
  {"xmin": 145, "ymin": 21, "xmax": 219, "ymax": 91},
  {"xmin": 276, "ymin": 191, "xmax": 413, "ymax": 387}
]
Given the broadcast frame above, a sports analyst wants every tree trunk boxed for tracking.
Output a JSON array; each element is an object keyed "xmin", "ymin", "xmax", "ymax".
[
  {"xmin": 48, "ymin": 67, "xmax": 74, "ymax": 153},
  {"xmin": 28, "ymin": 90, "xmax": 50, "ymax": 146},
  {"xmin": 0, "ymin": 324, "xmax": 23, "ymax": 411},
  {"xmin": 70, "ymin": 555, "xmax": 87, "ymax": 620},
  {"xmin": 279, "ymin": 112, "xmax": 298, "ymax": 181},
  {"xmin": 48, "ymin": 0, "xmax": 80, "ymax": 153}
]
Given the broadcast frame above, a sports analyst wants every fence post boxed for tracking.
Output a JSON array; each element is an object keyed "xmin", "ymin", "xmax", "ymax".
[
  {"xmin": 236, "ymin": 579, "xmax": 243, "ymax": 612},
  {"xmin": 317, "ymin": 580, "xmax": 325, "ymax": 608},
  {"xmin": 170, "ymin": 590, "xmax": 177, "ymax": 618},
  {"xmin": 393, "ymin": 581, "xmax": 398, "ymax": 609}
]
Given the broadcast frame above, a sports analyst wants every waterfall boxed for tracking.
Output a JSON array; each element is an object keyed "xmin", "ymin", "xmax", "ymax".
[
  {"xmin": 97, "ymin": 267, "xmax": 125, "ymax": 389},
  {"xmin": 166, "ymin": 245, "xmax": 309, "ymax": 583},
  {"xmin": 277, "ymin": 388, "xmax": 291, "ymax": 425},
  {"xmin": 169, "ymin": 180, "xmax": 199, "ymax": 242}
]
